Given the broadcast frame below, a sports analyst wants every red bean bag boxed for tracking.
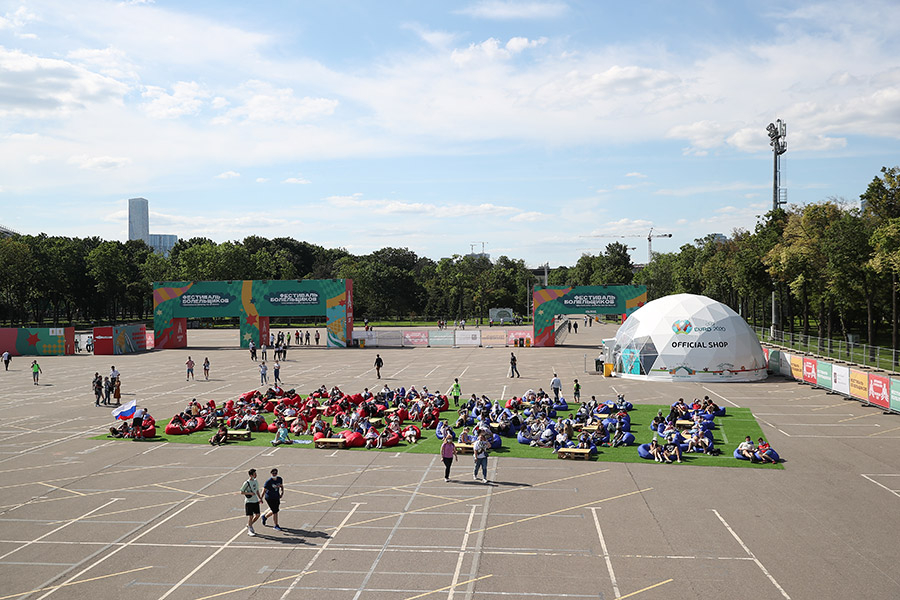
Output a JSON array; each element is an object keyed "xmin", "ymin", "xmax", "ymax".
[
  {"xmin": 383, "ymin": 432, "xmax": 401, "ymax": 447},
  {"xmin": 324, "ymin": 404, "xmax": 340, "ymax": 416},
  {"xmin": 186, "ymin": 417, "xmax": 205, "ymax": 433},
  {"xmin": 264, "ymin": 401, "xmax": 275, "ymax": 413},
  {"xmin": 397, "ymin": 408, "xmax": 410, "ymax": 422},
  {"xmin": 401, "ymin": 424, "xmax": 421, "ymax": 440},
  {"xmin": 268, "ymin": 421, "xmax": 280, "ymax": 433},
  {"xmin": 240, "ymin": 390, "xmax": 256, "ymax": 401},
  {"xmin": 164, "ymin": 421, "xmax": 186, "ymax": 435},
  {"xmin": 438, "ymin": 395, "xmax": 450, "ymax": 412},
  {"xmin": 505, "ymin": 397, "xmax": 517, "ymax": 409},
  {"xmin": 341, "ymin": 430, "xmax": 365, "ymax": 448},
  {"xmin": 140, "ymin": 423, "xmax": 157, "ymax": 438},
  {"xmin": 349, "ymin": 393, "xmax": 364, "ymax": 405},
  {"xmin": 313, "ymin": 431, "xmax": 325, "ymax": 441}
]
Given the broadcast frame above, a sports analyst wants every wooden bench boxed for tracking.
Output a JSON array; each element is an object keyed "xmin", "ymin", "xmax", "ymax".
[
  {"xmin": 455, "ymin": 443, "xmax": 475, "ymax": 454},
  {"xmin": 367, "ymin": 418, "xmax": 383, "ymax": 428},
  {"xmin": 315, "ymin": 437, "xmax": 346, "ymax": 449},
  {"xmin": 557, "ymin": 447, "xmax": 592, "ymax": 460},
  {"xmin": 226, "ymin": 430, "xmax": 251, "ymax": 441},
  {"xmin": 675, "ymin": 419, "xmax": 693, "ymax": 430},
  {"xmin": 582, "ymin": 424, "xmax": 600, "ymax": 433}
]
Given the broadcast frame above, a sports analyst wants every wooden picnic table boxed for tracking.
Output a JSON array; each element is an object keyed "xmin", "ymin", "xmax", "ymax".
[
  {"xmin": 557, "ymin": 447, "xmax": 592, "ymax": 460},
  {"xmin": 226, "ymin": 430, "xmax": 252, "ymax": 441},
  {"xmin": 314, "ymin": 437, "xmax": 346, "ymax": 449},
  {"xmin": 455, "ymin": 443, "xmax": 475, "ymax": 454}
]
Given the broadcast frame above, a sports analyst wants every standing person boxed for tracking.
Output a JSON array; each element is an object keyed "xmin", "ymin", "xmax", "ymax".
[
  {"xmin": 273, "ymin": 360, "xmax": 281, "ymax": 384},
  {"xmin": 203, "ymin": 357, "xmax": 210, "ymax": 380},
  {"xmin": 261, "ymin": 343, "xmax": 267, "ymax": 361},
  {"xmin": 450, "ymin": 378, "xmax": 462, "ymax": 408},
  {"xmin": 284, "ymin": 332, "xmax": 290, "ymax": 348},
  {"xmin": 92, "ymin": 372, "xmax": 103, "ymax": 406},
  {"xmin": 31, "ymin": 360, "xmax": 42, "ymax": 385},
  {"xmin": 1, "ymin": 350, "xmax": 9, "ymax": 371},
  {"xmin": 261, "ymin": 468, "xmax": 284, "ymax": 531},
  {"xmin": 440, "ymin": 434, "xmax": 458, "ymax": 482},
  {"xmin": 509, "ymin": 352, "xmax": 520, "ymax": 378},
  {"xmin": 249, "ymin": 340, "xmax": 257, "ymax": 361},
  {"xmin": 240, "ymin": 469, "xmax": 263, "ymax": 536},
  {"xmin": 315, "ymin": 330, "xmax": 320, "ymax": 345},
  {"xmin": 567, "ymin": 320, "xmax": 572, "ymax": 333},
  {"xmin": 294, "ymin": 330, "xmax": 300, "ymax": 345},
  {"xmin": 113, "ymin": 377, "xmax": 121, "ymax": 406},
  {"xmin": 259, "ymin": 362, "xmax": 268, "ymax": 386},
  {"xmin": 573, "ymin": 379, "xmax": 581, "ymax": 403},
  {"xmin": 550, "ymin": 373, "xmax": 562, "ymax": 401},
  {"xmin": 573, "ymin": 321, "xmax": 578, "ymax": 334},
  {"xmin": 473, "ymin": 433, "xmax": 489, "ymax": 483},
  {"xmin": 305, "ymin": 330, "xmax": 311, "ymax": 345},
  {"xmin": 103, "ymin": 376, "xmax": 112, "ymax": 404},
  {"xmin": 374, "ymin": 354, "xmax": 383, "ymax": 379},
  {"xmin": 109, "ymin": 365, "xmax": 120, "ymax": 383},
  {"xmin": 185, "ymin": 356, "xmax": 195, "ymax": 381}
]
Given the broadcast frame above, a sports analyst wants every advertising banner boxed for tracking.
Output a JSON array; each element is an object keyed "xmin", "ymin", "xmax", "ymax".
[
  {"xmin": 779, "ymin": 352, "xmax": 792, "ymax": 377},
  {"xmin": 489, "ymin": 308, "xmax": 514, "ymax": 323},
  {"xmin": 767, "ymin": 349, "xmax": 780, "ymax": 371},
  {"xmin": 849, "ymin": 369, "xmax": 869, "ymax": 400},
  {"xmin": 763, "ymin": 347, "xmax": 769, "ymax": 361},
  {"xmin": 455, "ymin": 330, "xmax": 481, "ymax": 346},
  {"xmin": 429, "ymin": 330, "xmax": 455, "ymax": 347},
  {"xmin": 92, "ymin": 324, "xmax": 147, "ymax": 355},
  {"xmin": 507, "ymin": 330, "xmax": 533, "ymax": 345},
  {"xmin": 0, "ymin": 327, "xmax": 75, "ymax": 356},
  {"xmin": 832, "ymin": 365, "xmax": 850, "ymax": 395},
  {"xmin": 480, "ymin": 330, "xmax": 507, "ymax": 346},
  {"xmin": 402, "ymin": 331, "xmax": 429, "ymax": 346},
  {"xmin": 532, "ymin": 285, "xmax": 646, "ymax": 347},
  {"xmin": 868, "ymin": 374, "xmax": 890, "ymax": 409},
  {"xmin": 376, "ymin": 331, "xmax": 403, "ymax": 347},
  {"xmin": 891, "ymin": 378, "xmax": 900, "ymax": 413},
  {"xmin": 145, "ymin": 330, "xmax": 155, "ymax": 350},
  {"xmin": 816, "ymin": 361, "xmax": 833, "ymax": 390},
  {"xmin": 790, "ymin": 355, "xmax": 803, "ymax": 380},
  {"xmin": 802, "ymin": 357, "xmax": 817, "ymax": 384}
]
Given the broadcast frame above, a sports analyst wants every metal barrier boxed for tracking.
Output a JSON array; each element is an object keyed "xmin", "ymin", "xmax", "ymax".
[{"xmin": 753, "ymin": 326, "xmax": 898, "ymax": 372}]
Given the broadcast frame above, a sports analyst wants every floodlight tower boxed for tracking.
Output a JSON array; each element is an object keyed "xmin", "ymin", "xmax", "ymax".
[{"xmin": 767, "ymin": 119, "xmax": 787, "ymax": 337}]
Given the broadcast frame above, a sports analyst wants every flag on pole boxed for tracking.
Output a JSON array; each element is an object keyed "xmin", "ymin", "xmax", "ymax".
[{"xmin": 112, "ymin": 400, "xmax": 137, "ymax": 420}]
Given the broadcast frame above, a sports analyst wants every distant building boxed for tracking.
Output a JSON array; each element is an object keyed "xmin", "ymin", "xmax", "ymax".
[
  {"xmin": 709, "ymin": 233, "xmax": 728, "ymax": 244},
  {"xmin": 467, "ymin": 252, "xmax": 491, "ymax": 261},
  {"xmin": 149, "ymin": 234, "xmax": 178, "ymax": 257},
  {"xmin": 128, "ymin": 197, "xmax": 150, "ymax": 243},
  {"xmin": 0, "ymin": 224, "xmax": 21, "ymax": 238}
]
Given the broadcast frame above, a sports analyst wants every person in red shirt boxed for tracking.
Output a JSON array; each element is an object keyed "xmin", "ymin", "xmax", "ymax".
[{"xmin": 757, "ymin": 438, "xmax": 778, "ymax": 463}]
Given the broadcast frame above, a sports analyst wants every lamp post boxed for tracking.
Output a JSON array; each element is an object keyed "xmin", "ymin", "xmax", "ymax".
[{"xmin": 767, "ymin": 119, "xmax": 787, "ymax": 338}]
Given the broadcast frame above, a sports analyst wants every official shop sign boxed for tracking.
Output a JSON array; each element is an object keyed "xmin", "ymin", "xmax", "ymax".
[
  {"xmin": 561, "ymin": 293, "xmax": 617, "ymax": 307},
  {"xmin": 265, "ymin": 292, "xmax": 320, "ymax": 306},
  {"xmin": 180, "ymin": 293, "xmax": 233, "ymax": 308}
]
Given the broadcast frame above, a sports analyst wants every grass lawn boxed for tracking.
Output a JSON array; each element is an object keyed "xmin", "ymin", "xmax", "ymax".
[{"xmin": 95, "ymin": 403, "xmax": 783, "ymax": 469}]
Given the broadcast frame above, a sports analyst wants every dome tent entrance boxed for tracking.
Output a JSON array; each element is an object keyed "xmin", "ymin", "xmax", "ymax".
[{"xmin": 612, "ymin": 294, "xmax": 767, "ymax": 382}]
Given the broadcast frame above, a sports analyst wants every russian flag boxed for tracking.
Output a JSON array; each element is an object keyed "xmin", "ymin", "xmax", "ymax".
[{"xmin": 112, "ymin": 400, "xmax": 137, "ymax": 420}]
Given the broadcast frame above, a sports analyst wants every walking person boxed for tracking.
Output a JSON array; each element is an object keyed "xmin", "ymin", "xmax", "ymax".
[
  {"xmin": 103, "ymin": 376, "xmax": 112, "ymax": 404},
  {"xmin": 261, "ymin": 344, "xmax": 267, "ymax": 361},
  {"xmin": 473, "ymin": 433, "xmax": 489, "ymax": 483},
  {"xmin": 273, "ymin": 360, "xmax": 281, "ymax": 384},
  {"xmin": 249, "ymin": 340, "xmax": 257, "ymax": 361},
  {"xmin": 509, "ymin": 352, "xmax": 520, "ymax": 378},
  {"xmin": 31, "ymin": 360, "xmax": 42, "ymax": 385},
  {"xmin": 305, "ymin": 330, "xmax": 310, "ymax": 345},
  {"xmin": 440, "ymin": 434, "xmax": 458, "ymax": 482},
  {"xmin": 240, "ymin": 469, "xmax": 263, "ymax": 536},
  {"xmin": 261, "ymin": 468, "xmax": 284, "ymax": 531},
  {"xmin": 573, "ymin": 378, "xmax": 581, "ymax": 403},
  {"xmin": 2, "ymin": 350, "xmax": 10, "ymax": 371},
  {"xmin": 450, "ymin": 378, "xmax": 462, "ymax": 408},
  {"xmin": 374, "ymin": 354, "xmax": 383, "ymax": 379},
  {"xmin": 315, "ymin": 330, "xmax": 320, "ymax": 345},
  {"xmin": 185, "ymin": 356, "xmax": 195, "ymax": 381},
  {"xmin": 203, "ymin": 357, "xmax": 210, "ymax": 380},
  {"xmin": 259, "ymin": 362, "xmax": 268, "ymax": 386},
  {"xmin": 573, "ymin": 321, "xmax": 578, "ymax": 334},
  {"xmin": 550, "ymin": 373, "xmax": 562, "ymax": 401},
  {"xmin": 92, "ymin": 372, "xmax": 103, "ymax": 406}
]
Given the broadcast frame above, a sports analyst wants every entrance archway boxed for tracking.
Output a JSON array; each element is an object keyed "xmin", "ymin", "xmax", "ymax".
[{"xmin": 532, "ymin": 285, "xmax": 646, "ymax": 347}]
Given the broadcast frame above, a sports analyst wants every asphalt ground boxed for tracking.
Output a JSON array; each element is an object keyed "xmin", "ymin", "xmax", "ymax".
[{"xmin": 1, "ymin": 323, "xmax": 899, "ymax": 600}]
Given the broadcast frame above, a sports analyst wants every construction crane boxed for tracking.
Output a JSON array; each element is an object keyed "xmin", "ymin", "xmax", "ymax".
[{"xmin": 580, "ymin": 227, "xmax": 673, "ymax": 261}]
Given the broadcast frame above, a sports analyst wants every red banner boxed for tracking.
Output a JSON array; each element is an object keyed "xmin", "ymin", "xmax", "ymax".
[
  {"xmin": 507, "ymin": 330, "xmax": 533, "ymax": 345},
  {"xmin": 802, "ymin": 357, "xmax": 817, "ymax": 384},
  {"xmin": 92, "ymin": 326, "xmax": 114, "ymax": 355},
  {"xmin": 869, "ymin": 374, "xmax": 890, "ymax": 408},
  {"xmin": 402, "ymin": 331, "xmax": 429, "ymax": 346}
]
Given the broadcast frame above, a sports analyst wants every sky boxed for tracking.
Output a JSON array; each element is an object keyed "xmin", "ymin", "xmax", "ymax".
[{"xmin": 1, "ymin": 0, "xmax": 899, "ymax": 266}]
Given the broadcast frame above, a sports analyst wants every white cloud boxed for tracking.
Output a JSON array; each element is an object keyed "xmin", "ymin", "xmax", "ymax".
[
  {"xmin": 67, "ymin": 154, "xmax": 132, "ymax": 170},
  {"xmin": 255, "ymin": 177, "xmax": 268, "ymax": 183},
  {"xmin": 215, "ymin": 170, "xmax": 240, "ymax": 179},
  {"xmin": 510, "ymin": 211, "xmax": 544, "ymax": 222},
  {"xmin": 625, "ymin": 172, "xmax": 647, "ymax": 178},
  {"xmin": 67, "ymin": 47, "xmax": 138, "ymax": 81},
  {"xmin": 214, "ymin": 80, "xmax": 338, "ymax": 124},
  {"xmin": 457, "ymin": 1, "xmax": 568, "ymax": 20},
  {"xmin": 283, "ymin": 177, "xmax": 311, "ymax": 184},
  {"xmin": 506, "ymin": 36, "xmax": 547, "ymax": 54},
  {"xmin": 142, "ymin": 81, "xmax": 208, "ymax": 119},
  {"xmin": 451, "ymin": 36, "xmax": 548, "ymax": 66}
]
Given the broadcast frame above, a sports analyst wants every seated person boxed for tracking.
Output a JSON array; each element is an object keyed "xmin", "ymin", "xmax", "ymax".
[
  {"xmin": 364, "ymin": 426, "xmax": 379, "ymax": 449},
  {"xmin": 648, "ymin": 438, "xmax": 664, "ymax": 462},
  {"xmin": 663, "ymin": 434, "xmax": 682, "ymax": 463},
  {"xmin": 615, "ymin": 394, "xmax": 628, "ymax": 411},
  {"xmin": 496, "ymin": 412, "xmax": 511, "ymax": 435},
  {"xmin": 209, "ymin": 425, "xmax": 228, "ymax": 446},
  {"xmin": 458, "ymin": 427, "xmax": 474, "ymax": 444},
  {"xmin": 737, "ymin": 436, "xmax": 756, "ymax": 461},
  {"xmin": 577, "ymin": 431, "xmax": 591, "ymax": 449},
  {"xmin": 453, "ymin": 408, "xmax": 469, "ymax": 429},
  {"xmin": 756, "ymin": 438, "xmax": 778, "ymax": 463},
  {"xmin": 611, "ymin": 417, "xmax": 627, "ymax": 447},
  {"xmin": 686, "ymin": 431, "xmax": 711, "ymax": 454},
  {"xmin": 403, "ymin": 427, "xmax": 419, "ymax": 444},
  {"xmin": 271, "ymin": 423, "xmax": 291, "ymax": 446},
  {"xmin": 552, "ymin": 430, "xmax": 569, "ymax": 453},
  {"xmin": 422, "ymin": 410, "xmax": 437, "ymax": 429},
  {"xmin": 109, "ymin": 422, "xmax": 132, "ymax": 438},
  {"xmin": 531, "ymin": 427, "xmax": 555, "ymax": 448}
]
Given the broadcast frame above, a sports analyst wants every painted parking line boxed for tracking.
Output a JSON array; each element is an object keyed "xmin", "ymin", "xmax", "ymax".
[
  {"xmin": 0, "ymin": 566, "xmax": 153, "ymax": 600},
  {"xmin": 838, "ymin": 413, "xmax": 880, "ymax": 423},
  {"xmin": 712, "ymin": 509, "xmax": 791, "ymax": 599},
  {"xmin": 861, "ymin": 474, "xmax": 900, "ymax": 500},
  {"xmin": 404, "ymin": 574, "xmax": 493, "ymax": 600},
  {"xmin": 591, "ymin": 507, "xmax": 620, "ymax": 598}
]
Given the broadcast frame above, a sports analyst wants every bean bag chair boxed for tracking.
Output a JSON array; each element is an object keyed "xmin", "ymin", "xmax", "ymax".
[
  {"xmin": 261, "ymin": 401, "xmax": 273, "ymax": 413},
  {"xmin": 589, "ymin": 444, "xmax": 598, "ymax": 455},
  {"xmin": 267, "ymin": 421, "xmax": 280, "ymax": 433},
  {"xmin": 517, "ymin": 430, "xmax": 532, "ymax": 445},
  {"xmin": 437, "ymin": 395, "xmax": 450, "ymax": 412},
  {"xmin": 637, "ymin": 443, "xmax": 653, "ymax": 459},
  {"xmin": 165, "ymin": 421, "xmax": 186, "ymax": 435},
  {"xmin": 397, "ymin": 408, "xmax": 409, "ymax": 422},
  {"xmin": 340, "ymin": 430, "xmax": 366, "ymax": 448},
  {"xmin": 383, "ymin": 433, "xmax": 401, "ymax": 447},
  {"xmin": 435, "ymin": 423, "xmax": 457, "ymax": 440},
  {"xmin": 596, "ymin": 404, "xmax": 612, "ymax": 415},
  {"xmin": 552, "ymin": 400, "xmax": 569, "ymax": 412},
  {"xmin": 505, "ymin": 397, "xmax": 517, "ymax": 409},
  {"xmin": 401, "ymin": 425, "xmax": 421, "ymax": 440},
  {"xmin": 714, "ymin": 407, "xmax": 727, "ymax": 417},
  {"xmin": 490, "ymin": 433, "xmax": 503, "ymax": 449},
  {"xmin": 349, "ymin": 393, "xmax": 364, "ymax": 405},
  {"xmin": 186, "ymin": 417, "xmax": 205, "ymax": 433},
  {"xmin": 755, "ymin": 449, "xmax": 780, "ymax": 462},
  {"xmin": 620, "ymin": 432, "xmax": 635, "ymax": 446},
  {"xmin": 734, "ymin": 448, "xmax": 751, "ymax": 460},
  {"xmin": 324, "ymin": 404, "xmax": 340, "ymax": 417},
  {"xmin": 139, "ymin": 423, "xmax": 157, "ymax": 438},
  {"xmin": 239, "ymin": 390, "xmax": 256, "ymax": 401},
  {"xmin": 313, "ymin": 431, "xmax": 325, "ymax": 441}
]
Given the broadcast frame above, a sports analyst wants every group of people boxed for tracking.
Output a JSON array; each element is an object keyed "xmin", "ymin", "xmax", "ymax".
[
  {"xmin": 240, "ymin": 468, "xmax": 285, "ymax": 536},
  {"xmin": 108, "ymin": 405, "xmax": 151, "ymax": 438},
  {"xmin": 92, "ymin": 366, "xmax": 121, "ymax": 406}
]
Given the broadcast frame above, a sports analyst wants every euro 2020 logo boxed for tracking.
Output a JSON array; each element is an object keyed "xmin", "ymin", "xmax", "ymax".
[{"xmin": 672, "ymin": 320, "xmax": 693, "ymax": 334}]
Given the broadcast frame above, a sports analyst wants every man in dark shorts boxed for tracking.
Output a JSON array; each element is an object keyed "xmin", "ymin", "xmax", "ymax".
[
  {"xmin": 240, "ymin": 469, "xmax": 262, "ymax": 536},
  {"xmin": 261, "ymin": 468, "xmax": 285, "ymax": 531}
]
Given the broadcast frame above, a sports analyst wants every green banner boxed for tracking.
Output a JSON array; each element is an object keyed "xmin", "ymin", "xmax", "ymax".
[{"xmin": 816, "ymin": 360, "xmax": 833, "ymax": 390}]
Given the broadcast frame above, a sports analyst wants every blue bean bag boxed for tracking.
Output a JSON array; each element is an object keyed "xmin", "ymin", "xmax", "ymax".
[
  {"xmin": 435, "ymin": 423, "xmax": 456, "ymax": 440},
  {"xmin": 490, "ymin": 433, "xmax": 503, "ymax": 449},
  {"xmin": 552, "ymin": 400, "xmax": 569, "ymax": 412},
  {"xmin": 715, "ymin": 407, "xmax": 726, "ymax": 417},
  {"xmin": 596, "ymin": 404, "xmax": 611, "ymax": 415},
  {"xmin": 589, "ymin": 444, "xmax": 598, "ymax": 455},
  {"xmin": 637, "ymin": 443, "xmax": 653, "ymax": 459},
  {"xmin": 755, "ymin": 449, "xmax": 780, "ymax": 462},
  {"xmin": 734, "ymin": 448, "xmax": 750, "ymax": 460},
  {"xmin": 620, "ymin": 432, "xmax": 635, "ymax": 446},
  {"xmin": 517, "ymin": 430, "xmax": 532, "ymax": 445}
]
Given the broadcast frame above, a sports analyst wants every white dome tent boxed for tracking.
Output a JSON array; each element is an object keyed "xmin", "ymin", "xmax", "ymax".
[{"xmin": 611, "ymin": 294, "xmax": 767, "ymax": 382}]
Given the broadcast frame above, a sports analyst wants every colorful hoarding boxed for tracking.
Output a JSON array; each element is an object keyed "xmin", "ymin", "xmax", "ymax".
[
  {"xmin": 480, "ymin": 330, "xmax": 507, "ymax": 346},
  {"xmin": 849, "ymin": 369, "xmax": 869, "ymax": 400},
  {"xmin": 455, "ymin": 330, "xmax": 481, "ymax": 346},
  {"xmin": 790, "ymin": 355, "xmax": 803, "ymax": 380},
  {"xmin": 93, "ymin": 324, "xmax": 147, "ymax": 355},
  {"xmin": 802, "ymin": 357, "xmax": 817, "ymax": 384},
  {"xmin": 428, "ymin": 330, "xmax": 455, "ymax": 347},
  {"xmin": 891, "ymin": 378, "xmax": 900, "ymax": 413},
  {"xmin": 0, "ymin": 327, "xmax": 75, "ymax": 356},
  {"xmin": 832, "ymin": 365, "xmax": 851, "ymax": 395},
  {"xmin": 868, "ymin": 374, "xmax": 890, "ymax": 409},
  {"xmin": 402, "ymin": 331, "xmax": 429, "ymax": 346},
  {"xmin": 816, "ymin": 361, "xmax": 833, "ymax": 390},
  {"xmin": 532, "ymin": 285, "xmax": 646, "ymax": 347},
  {"xmin": 153, "ymin": 280, "xmax": 353, "ymax": 349},
  {"xmin": 507, "ymin": 330, "xmax": 533, "ymax": 345}
]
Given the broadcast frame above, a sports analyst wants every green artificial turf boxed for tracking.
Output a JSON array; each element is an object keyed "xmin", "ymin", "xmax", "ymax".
[{"xmin": 94, "ymin": 403, "xmax": 783, "ymax": 469}]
